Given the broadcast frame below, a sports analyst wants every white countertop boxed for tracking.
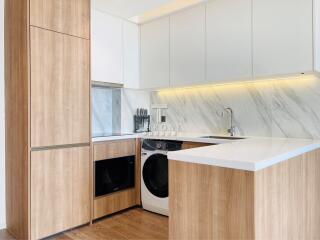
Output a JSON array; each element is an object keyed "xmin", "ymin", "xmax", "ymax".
[
  {"xmin": 92, "ymin": 132, "xmax": 242, "ymax": 144},
  {"xmin": 168, "ymin": 137, "xmax": 320, "ymax": 171}
]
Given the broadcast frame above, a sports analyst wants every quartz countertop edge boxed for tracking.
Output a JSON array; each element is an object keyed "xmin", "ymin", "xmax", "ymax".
[{"xmin": 167, "ymin": 138, "xmax": 320, "ymax": 171}]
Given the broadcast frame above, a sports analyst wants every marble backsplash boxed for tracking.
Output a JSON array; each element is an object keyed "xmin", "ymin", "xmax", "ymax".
[
  {"xmin": 92, "ymin": 87, "xmax": 150, "ymax": 136},
  {"xmin": 150, "ymin": 75, "xmax": 320, "ymax": 139}
]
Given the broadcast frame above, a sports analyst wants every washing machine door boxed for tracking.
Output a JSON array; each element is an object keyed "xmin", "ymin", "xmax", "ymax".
[{"xmin": 143, "ymin": 153, "xmax": 168, "ymax": 198}]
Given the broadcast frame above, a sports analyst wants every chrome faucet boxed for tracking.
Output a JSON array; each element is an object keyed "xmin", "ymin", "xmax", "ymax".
[{"xmin": 224, "ymin": 107, "xmax": 236, "ymax": 136}]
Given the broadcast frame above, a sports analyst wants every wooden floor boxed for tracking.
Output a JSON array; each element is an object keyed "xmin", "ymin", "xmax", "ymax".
[{"xmin": 1, "ymin": 208, "xmax": 168, "ymax": 240}]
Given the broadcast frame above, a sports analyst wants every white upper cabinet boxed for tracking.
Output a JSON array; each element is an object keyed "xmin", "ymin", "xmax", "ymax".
[
  {"xmin": 91, "ymin": 10, "xmax": 123, "ymax": 84},
  {"xmin": 170, "ymin": 5, "xmax": 206, "ymax": 87},
  {"xmin": 140, "ymin": 17, "xmax": 170, "ymax": 89},
  {"xmin": 206, "ymin": 0, "xmax": 252, "ymax": 82},
  {"xmin": 123, "ymin": 21, "xmax": 140, "ymax": 89},
  {"xmin": 315, "ymin": 0, "xmax": 320, "ymax": 72},
  {"xmin": 253, "ymin": 0, "xmax": 313, "ymax": 77}
]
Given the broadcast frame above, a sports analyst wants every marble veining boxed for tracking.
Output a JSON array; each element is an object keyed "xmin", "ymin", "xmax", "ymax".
[{"xmin": 151, "ymin": 76, "xmax": 320, "ymax": 139}]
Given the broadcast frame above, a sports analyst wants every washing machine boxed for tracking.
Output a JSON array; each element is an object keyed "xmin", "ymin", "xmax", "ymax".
[{"xmin": 141, "ymin": 139, "xmax": 182, "ymax": 216}]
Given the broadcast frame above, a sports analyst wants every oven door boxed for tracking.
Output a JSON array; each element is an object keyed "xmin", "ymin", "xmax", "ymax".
[{"xmin": 95, "ymin": 156, "xmax": 135, "ymax": 197}]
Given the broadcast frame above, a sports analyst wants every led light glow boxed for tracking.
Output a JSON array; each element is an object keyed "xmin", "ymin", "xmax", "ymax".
[{"xmin": 156, "ymin": 74, "xmax": 318, "ymax": 96}]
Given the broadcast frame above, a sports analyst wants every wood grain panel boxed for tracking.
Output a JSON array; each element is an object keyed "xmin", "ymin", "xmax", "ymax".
[
  {"xmin": 31, "ymin": 147, "xmax": 90, "ymax": 240},
  {"xmin": 181, "ymin": 141, "xmax": 212, "ymax": 150},
  {"xmin": 135, "ymin": 139, "xmax": 142, "ymax": 205},
  {"xmin": 254, "ymin": 149, "xmax": 320, "ymax": 239},
  {"xmin": 169, "ymin": 160, "xmax": 255, "ymax": 240},
  {"xmin": 30, "ymin": 0, "xmax": 90, "ymax": 39},
  {"xmin": 94, "ymin": 189, "xmax": 138, "ymax": 219},
  {"xmin": 94, "ymin": 139, "xmax": 136, "ymax": 161},
  {"xmin": 72, "ymin": 148, "xmax": 91, "ymax": 227},
  {"xmin": 93, "ymin": 139, "xmax": 141, "ymax": 219},
  {"xmin": 30, "ymin": 27, "xmax": 90, "ymax": 147},
  {"xmin": 5, "ymin": 0, "xmax": 30, "ymax": 239}
]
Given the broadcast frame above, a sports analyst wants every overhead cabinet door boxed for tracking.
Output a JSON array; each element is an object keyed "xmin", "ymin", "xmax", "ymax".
[
  {"xmin": 91, "ymin": 10, "xmax": 123, "ymax": 84},
  {"xmin": 170, "ymin": 5, "xmax": 206, "ymax": 87},
  {"xmin": 30, "ymin": 0, "xmax": 90, "ymax": 38},
  {"xmin": 206, "ymin": 0, "xmax": 252, "ymax": 83},
  {"xmin": 253, "ymin": 0, "xmax": 313, "ymax": 77},
  {"xmin": 140, "ymin": 17, "xmax": 170, "ymax": 89},
  {"xmin": 30, "ymin": 27, "xmax": 90, "ymax": 148}
]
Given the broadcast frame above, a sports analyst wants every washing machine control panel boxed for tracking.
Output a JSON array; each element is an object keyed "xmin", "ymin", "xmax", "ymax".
[{"xmin": 142, "ymin": 139, "xmax": 182, "ymax": 151}]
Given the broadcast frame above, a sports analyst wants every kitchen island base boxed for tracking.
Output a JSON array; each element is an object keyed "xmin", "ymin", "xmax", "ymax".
[{"xmin": 169, "ymin": 149, "xmax": 320, "ymax": 240}]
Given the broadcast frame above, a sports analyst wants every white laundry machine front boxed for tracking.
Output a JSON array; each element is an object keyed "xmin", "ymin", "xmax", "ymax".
[{"xmin": 141, "ymin": 139, "xmax": 182, "ymax": 216}]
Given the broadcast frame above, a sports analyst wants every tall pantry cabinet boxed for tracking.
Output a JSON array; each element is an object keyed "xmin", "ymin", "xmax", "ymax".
[{"xmin": 5, "ymin": 1, "xmax": 91, "ymax": 239}]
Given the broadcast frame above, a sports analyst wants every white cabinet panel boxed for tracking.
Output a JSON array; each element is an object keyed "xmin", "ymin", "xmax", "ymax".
[
  {"xmin": 315, "ymin": 0, "xmax": 320, "ymax": 72},
  {"xmin": 170, "ymin": 5, "xmax": 206, "ymax": 87},
  {"xmin": 91, "ymin": 10, "xmax": 123, "ymax": 84},
  {"xmin": 123, "ymin": 21, "xmax": 140, "ymax": 89},
  {"xmin": 140, "ymin": 17, "xmax": 170, "ymax": 89},
  {"xmin": 206, "ymin": 0, "xmax": 252, "ymax": 82},
  {"xmin": 253, "ymin": 0, "xmax": 313, "ymax": 77}
]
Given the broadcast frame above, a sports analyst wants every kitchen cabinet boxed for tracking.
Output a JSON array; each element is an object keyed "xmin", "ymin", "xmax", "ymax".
[
  {"xmin": 123, "ymin": 21, "xmax": 140, "ymax": 89},
  {"xmin": 93, "ymin": 139, "xmax": 141, "ymax": 219},
  {"xmin": 91, "ymin": 10, "xmax": 123, "ymax": 84},
  {"xmin": 253, "ymin": 0, "xmax": 313, "ymax": 77},
  {"xmin": 170, "ymin": 5, "xmax": 206, "ymax": 87},
  {"xmin": 30, "ymin": 27, "xmax": 90, "ymax": 148},
  {"xmin": 5, "ymin": 0, "xmax": 91, "ymax": 239},
  {"xmin": 315, "ymin": 0, "xmax": 320, "ymax": 72},
  {"xmin": 206, "ymin": 0, "xmax": 252, "ymax": 82},
  {"xmin": 31, "ymin": 147, "xmax": 90, "ymax": 240},
  {"xmin": 30, "ymin": 0, "xmax": 90, "ymax": 39},
  {"xmin": 140, "ymin": 17, "xmax": 170, "ymax": 89}
]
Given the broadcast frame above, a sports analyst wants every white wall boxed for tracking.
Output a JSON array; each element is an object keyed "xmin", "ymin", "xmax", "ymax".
[{"xmin": 0, "ymin": 0, "xmax": 5, "ymax": 230}]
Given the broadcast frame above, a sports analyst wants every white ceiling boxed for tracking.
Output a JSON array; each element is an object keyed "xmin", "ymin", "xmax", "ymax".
[{"xmin": 92, "ymin": 0, "xmax": 207, "ymax": 24}]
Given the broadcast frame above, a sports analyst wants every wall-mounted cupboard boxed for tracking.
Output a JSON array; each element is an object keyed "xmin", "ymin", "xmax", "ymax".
[
  {"xmin": 206, "ymin": 0, "xmax": 252, "ymax": 82},
  {"xmin": 252, "ymin": 0, "xmax": 313, "ymax": 77},
  {"xmin": 91, "ymin": 10, "xmax": 140, "ymax": 88},
  {"xmin": 140, "ymin": 17, "xmax": 170, "ymax": 89},
  {"xmin": 140, "ymin": 0, "xmax": 316, "ymax": 89},
  {"xmin": 170, "ymin": 5, "xmax": 206, "ymax": 87}
]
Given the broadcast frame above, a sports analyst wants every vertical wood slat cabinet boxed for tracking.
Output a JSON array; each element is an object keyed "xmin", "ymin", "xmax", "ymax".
[
  {"xmin": 31, "ymin": 147, "xmax": 90, "ymax": 240},
  {"xmin": 30, "ymin": 0, "xmax": 90, "ymax": 39},
  {"xmin": 30, "ymin": 26, "xmax": 90, "ymax": 147},
  {"xmin": 5, "ymin": 0, "xmax": 91, "ymax": 239}
]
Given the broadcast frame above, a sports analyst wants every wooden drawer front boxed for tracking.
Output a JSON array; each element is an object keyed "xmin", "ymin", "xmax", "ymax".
[
  {"xmin": 182, "ymin": 142, "xmax": 212, "ymax": 150},
  {"xmin": 31, "ymin": 147, "xmax": 90, "ymax": 240},
  {"xmin": 30, "ymin": 0, "xmax": 90, "ymax": 39},
  {"xmin": 94, "ymin": 189, "xmax": 137, "ymax": 219},
  {"xmin": 30, "ymin": 27, "xmax": 90, "ymax": 148},
  {"xmin": 94, "ymin": 139, "xmax": 136, "ymax": 161}
]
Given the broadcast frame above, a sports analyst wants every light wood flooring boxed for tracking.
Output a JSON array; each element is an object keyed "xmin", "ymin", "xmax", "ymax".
[{"xmin": 1, "ymin": 208, "xmax": 168, "ymax": 240}]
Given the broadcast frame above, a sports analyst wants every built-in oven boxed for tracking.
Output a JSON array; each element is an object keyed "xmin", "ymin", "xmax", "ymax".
[{"xmin": 95, "ymin": 156, "xmax": 135, "ymax": 197}]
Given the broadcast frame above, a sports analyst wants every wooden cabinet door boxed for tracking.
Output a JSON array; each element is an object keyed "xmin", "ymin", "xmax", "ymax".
[
  {"xmin": 31, "ymin": 147, "xmax": 90, "ymax": 240},
  {"xmin": 91, "ymin": 10, "xmax": 123, "ymax": 84},
  {"xmin": 30, "ymin": 0, "xmax": 90, "ymax": 39},
  {"xmin": 206, "ymin": 0, "xmax": 252, "ymax": 83},
  {"xmin": 140, "ymin": 17, "xmax": 170, "ymax": 89},
  {"xmin": 30, "ymin": 27, "xmax": 90, "ymax": 148},
  {"xmin": 253, "ymin": 0, "xmax": 313, "ymax": 77},
  {"xmin": 170, "ymin": 5, "xmax": 206, "ymax": 87}
]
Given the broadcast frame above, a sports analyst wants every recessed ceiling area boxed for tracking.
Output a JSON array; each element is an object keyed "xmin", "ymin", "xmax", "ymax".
[{"xmin": 92, "ymin": 0, "xmax": 207, "ymax": 24}]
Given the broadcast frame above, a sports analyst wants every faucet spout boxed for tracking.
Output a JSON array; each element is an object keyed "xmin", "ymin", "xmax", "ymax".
[{"xmin": 224, "ymin": 107, "xmax": 236, "ymax": 136}]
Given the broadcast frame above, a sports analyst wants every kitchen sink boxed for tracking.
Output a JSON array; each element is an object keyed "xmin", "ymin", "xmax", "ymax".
[{"xmin": 201, "ymin": 136, "xmax": 245, "ymax": 140}]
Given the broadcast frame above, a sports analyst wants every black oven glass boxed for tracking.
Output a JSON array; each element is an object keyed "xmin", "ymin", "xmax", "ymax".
[{"xmin": 95, "ymin": 156, "xmax": 135, "ymax": 197}]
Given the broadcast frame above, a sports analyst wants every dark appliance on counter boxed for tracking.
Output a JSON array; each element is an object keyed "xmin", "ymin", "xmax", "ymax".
[
  {"xmin": 95, "ymin": 156, "xmax": 135, "ymax": 197},
  {"xmin": 134, "ymin": 108, "xmax": 150, "ymax": 133}
]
